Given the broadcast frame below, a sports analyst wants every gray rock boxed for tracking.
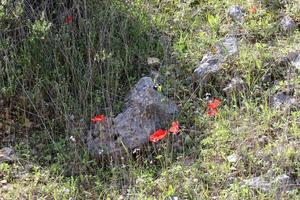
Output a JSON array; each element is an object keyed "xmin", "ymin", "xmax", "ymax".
[
  {"xmin": 287, "ymin": 51, "xmax": 300, "ymax": 70},
  {"xmin": 243, "ymin": 174, "xmax": 294, "ymax": 193},
  {"xmin": 228, "ymin": 6, "xmax": 244, "ymax": 22},
  {"xmin": 291, "ymin": 56, "xmax": 300, "ymax": 70},
  {"xmin": 87, "ymin": 77, "xmax": 178, "ymax": 160},
  {"xmin": 259, "ymin": 0, "xmax": 292, "ymax": 8},
  {"xmin": 280, "ymin": 15, "xmax": 297, "ymax": 32},
  {"xmin": 194, "ymin": 36, "xmax": 239, "ymax": 82},
  {"xmin": 223, "ymin": 76, "xmax": 245, "ymax": 102},
  {"xmin": 0, "ymin": 147, "xmax": 17, "ymax": 163},
  {"xmin": 193, "ymin": 53, "xmax": 223, "ymax": 81},
  {"xmin": 243, "ymin": 177, "xmax": 271, "ymax": 192},
  {"xmin": 270, "ymin": 92, "xmax": 297, "ymax": 109},
  {"xmin": 275, "ymin": 174, "xmax": 291, "ymax": 185},
  {"xmin": 227, "ymin": 153, "xmax": 240, "ymax": 163},
  {"xmin": 217, "ymin": 36, "xmax": 239, "ymax": 57}
]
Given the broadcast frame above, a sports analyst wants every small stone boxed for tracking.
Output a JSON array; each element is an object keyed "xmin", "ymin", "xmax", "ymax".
[
  {"xmin": 228, "ymin": 6, "xmax": 244, "ymax": 22},
  {"xmin": 217, "ymin": 36, "xmax": 239, "ymax": 57},
  {"xmin": 287, "ymin": 52, "xmax": 300, "ymax": 70},
  {"xmin": 147, "ymin": 57, "xmax": 160, "ymax": 66},
  {"xmin": 227, "ymin": 154, "xmax": 239, "ymax": 163},
  {"xmin": 69, "ymin": 115, "xmax": 75, "ymax": 121},
  {"xmin": 270, "ymin": 92, "xmax": 297, "ymax": 109},
  {"xmin": 243, "ymin": 173, "xmax": 294, "ymax": 193},
  {"xmin": 194, "ymin": 53, "xmax": 222, "ymax": 82},
  {"xmin": 0, "ymin": 147, "xmax": 16, "ymax": 164},
  {"xmin": 275, "ymin": 174, "xmax": 290, "ymax": 185},
  {"xmin": 194, "ymin": 36, "xmax": 238, "ymax": 83},
  {"xmin": 243, "ymin": 177, "xmax": 271, "ymax": 192},
  {"xmin": 223, "ymin": 76, "xmax": 245, "ymax": 102},
  {"xmin": 69, "ymin": 136, "xmax": 76, "ymax": 143},
  {"xmin": 280, "ymin": 15, "xmax": 297, "ymax": 32},
  {"xmin": 1, "ymin": 183, "xmax": 11, "ymax": 191},
  {"xmin": 166, "ymin": 197, "xmax": 179, "ymax": 200}
]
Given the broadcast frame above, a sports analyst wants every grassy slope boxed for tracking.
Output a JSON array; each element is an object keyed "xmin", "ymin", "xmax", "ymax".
[{"xmin": 1, "ymin": 0, "xmax": 299, "ymax": 199}]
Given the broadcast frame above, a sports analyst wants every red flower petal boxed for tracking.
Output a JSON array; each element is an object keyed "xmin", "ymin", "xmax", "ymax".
[
  {"xmin": 208, "ymin": 108, "xmax": 219, "ymax": 117},
  {"xmin": 249, "ymin": 6, "xmax": 257, "ymax": 14},
  {"xmin": 91, "ymin": 114, "xmax": 106, "ymax": 123},
  {"xmin": 65, "ymin": 15, "xmax": 73, "ymax": 24},
  {"xmin": 169, "ymin": 121, "xmax": 180, "ymax": 134},
  {"xmin": 208, "ymin": 98, "xmax": 221, "ymax": 109},
  {"xmin": 149, "ymin": 129, "xmax": 168, "ymax": 143}
]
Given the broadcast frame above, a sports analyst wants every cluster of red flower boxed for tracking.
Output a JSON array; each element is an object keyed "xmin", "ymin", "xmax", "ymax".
[
  {"xmin": 207, "ymin": 98, "xmax": 221, "ymax": 117},
  {"xmin": 90, "ymin": 98, "xmax": 221, "ymax": 144},
  {"xmin": 249, "ymin": 5, "xmax": 257, "ymax": 14},
  {"xmin": 91, "ymin": 114, "xmax": 105, "ymax": 123},
  {"xmin": 149, "ymin": 98, "xmax": 222, "ymax": 143},
  {"xmin": 149, "ymin": 121, "xmax": 180, "ymax": 143}
]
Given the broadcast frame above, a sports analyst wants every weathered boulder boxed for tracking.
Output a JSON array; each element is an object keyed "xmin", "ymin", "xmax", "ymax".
[{"xmin": 87, "ymin": 77, "xmax": 178, "ymax": 160}]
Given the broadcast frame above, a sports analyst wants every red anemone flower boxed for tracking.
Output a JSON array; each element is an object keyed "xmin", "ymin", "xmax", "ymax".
[
  {"xmin": 65, "ymin": 15, "xmax": 73, "ymax": 24},
  {"xmin": 208, "ymin": 98, "xmax": 221, "ymax": 109},
  {"xmin": 249, "ymin": 6, "xmax": 257, "ymax": 14},
  {"xmin": 207, "ymin": 98, "xmax": 221, "ymax": 117},
  {"xmin": 149, "ymin": 129, "xmax": 168, "ymax": 143},
  {"xmin": 169, "ymin": 121, "xmax": 180, "ymax": 134},
  {"xmin": 91, "ymin": 114, "xmax": 106, "ymax": 123}
]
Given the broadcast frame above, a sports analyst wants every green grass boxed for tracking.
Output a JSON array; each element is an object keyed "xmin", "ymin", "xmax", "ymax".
[{"xmin": 1, "ymin": 0, "xmax": 299, "ymax": 199}]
